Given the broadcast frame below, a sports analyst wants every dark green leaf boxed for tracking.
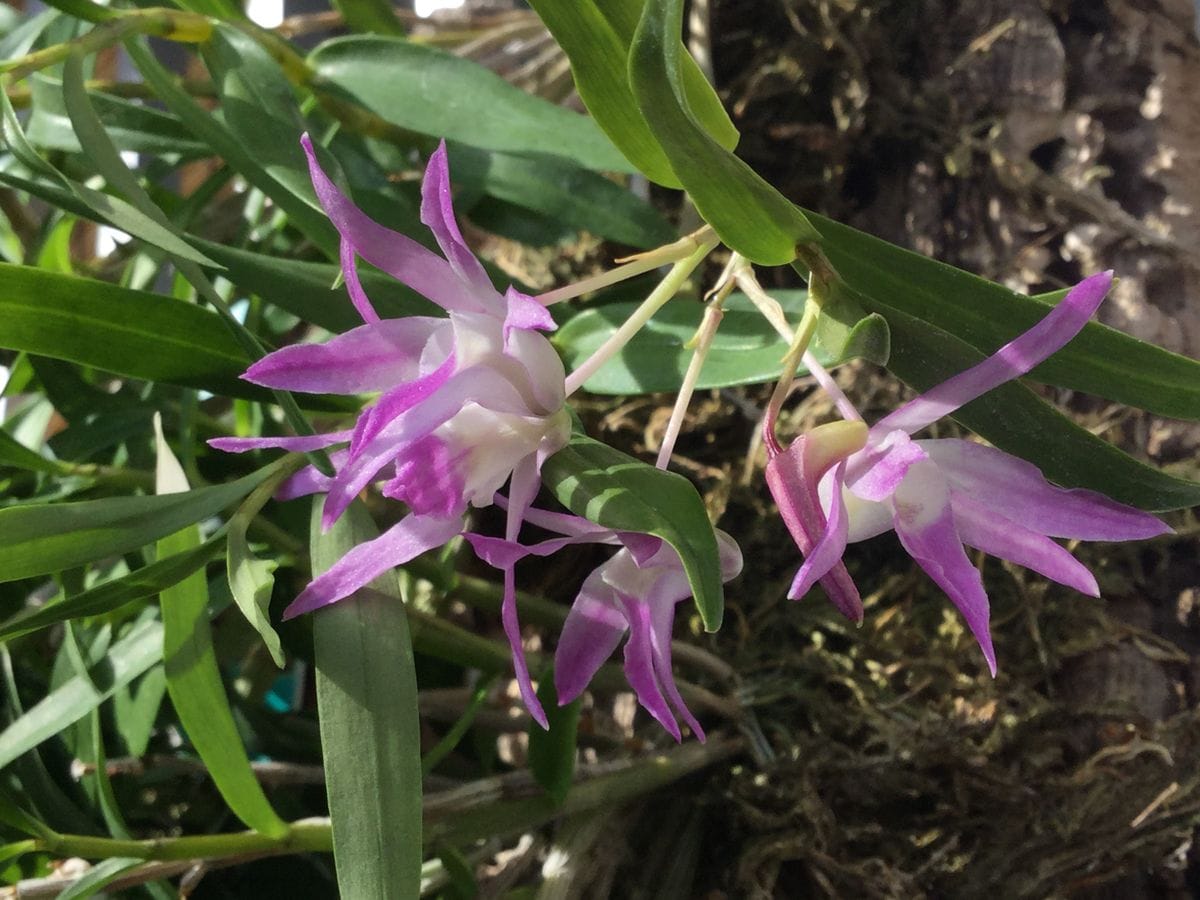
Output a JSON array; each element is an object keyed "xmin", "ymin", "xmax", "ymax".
[
  {"xmin": 527, "ymin": 0, "xmax": 737, "ymax": 187},
  {"xmin": 0, "ymin": 535, "xmax": 223, "ymax": 643},
  {"xmin": 0, "ymin": 618, "xmax": 162, "ymax": 770},
  {"xmin": 330, "ymin": 0, "xmax": 405, "ymax": 35},
  {"xmin": 541, "ymin": 432, "xmax": 724, "ymax": 630},
  {"xmin": 27, "ymin": 75, "xmax": 207, "ymax": 156},
  {"xmin": 628, "ymin": 0, "xmax": 819, "ymax": 262},
  {"xmin": 554, "ymin": 290, "xmax": 888, "ymax": 394},
  {"xmin": 308, "ymin": 36, "xmax": 631, "ymax": 173},
  {"xmin": 126, "ymin": 38, "xmax": 339, "ymax": 257},
  {"xmin": 0, "ymin": 467, "xmax": 272, "ymax": 583},
  {"xmin": 449, "ymin": 144, "xmax": 674, "ymax": 248},
  {"xmin": 0, "ymin": 428, "xmax": 60, "ymax": 475},
  {"xmin": 809, "ymin": 211, "xmax": 1200, "ymax": 421},
  {"xmin": 527, "ymin": 674, "xmax": 579, "ymax": 806},
  {"xmin": 192, "ymin": 239, "xmax": 438, "ymax": 333},
  {"xmin": 311, "ymin": 500, "xmax": 422, "ymax": 898},
  {"xmin": 0, "ymin": 263, "xmax": 257, "ymax": 397}
]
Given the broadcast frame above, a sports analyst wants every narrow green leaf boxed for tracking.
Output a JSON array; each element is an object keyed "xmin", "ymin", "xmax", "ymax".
[
  {"xmin": 554, "ymin": 290, "xmax": 889, "ymax": 394},
  {"xmin": 0, "ymin": 263, "xmax": 258, "ymax": 398},
  {"xmin": 155, "ymin": 423, "xmax": 288, "ymax": 838},
  {"xmin": 191, "ymin": 239, "xmax": 438, "ymax": 333},
  {"xmin": 200, "ymin": 25, "xmax": 316, "ymax": 207},
  {"xmin": 527, "ymin": 0, "xmax": 737, "ymax": 187},
  {"xmin": 113, "ymin": 666, "xmax": 167, "ymax": 758},
  {"xmin": 0, "ymin": 535, "xmax": 223, "ymax": 643},
  {"xmin": 312, "ymin": 500, "xmax": 423, "ymax": 899},
  {"xmin": 628, "ymin": 0, "xmax": 819, "ymax": 262},
  {"xmin": 541, "ymin": 432, "xmax": 724, "ymax": 631},
  {"xmin": 809, "ymin": 211, "xmax": 1200, "ymax": 421},
  {"xmin": 527, "ymin": 674, "xmax": 579, "ymax": 806},
  {"xmin": 27, "ymin": 74, "xmax": 207, "ymax": 156},
  {"xmin": 449, "ymin": 144, "xmax": 674, "ymax": 248},
  {"xmin": 0, "ymin": 428, "xmax": 60, "ymax": 475},
  {"xmin": 868, "ymin": 292, "xmax": 1200, "ymax": 511},
  {"xmin": 126, "ymin": 38, "xmax": 339, "ymax": 257},
  {"xmin": 0, "ymin": 467, "xmax": 272, "ymax": 584},
  {"xmin": 57, "ymin": 858, "xmax": 143, "ymax": 900},
  {"xmin": 0, "ymin": 792, "xmax": 54, "ymax": 840},
  {"xmin": 0, "ymin": 618, "xmax": 162, "ymax": 771},
  {"xmin": 308, "ymin": 36, "xmax": 631, "ymax": 174},
  {"xmin": 226, "ymin": 461, "xmax": 304, "ymax": 669}
]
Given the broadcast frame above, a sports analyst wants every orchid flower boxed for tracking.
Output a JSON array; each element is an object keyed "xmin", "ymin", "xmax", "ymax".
[
  {"xmin": 466, "ymin": 504, "xmax": 743, "ymax": 736},
  {"xmin": 211, "ymin": 137, "xmax": 571, "ymax": 649},
  {"xmin": 766, "ymin": 271, "xmax": 1170, "ymax": 673}
]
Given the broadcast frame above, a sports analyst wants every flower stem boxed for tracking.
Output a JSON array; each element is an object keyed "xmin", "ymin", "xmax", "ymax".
[
  {"xmin": 564, "ymin": 238, "xmax": 717, "ymax": 397},
  {"xmin": 536, "ymin": 227, "xmax": 715, "ymax": 306},
  {"xmin": 761, "ymin": 298, "xmax": 821, "ymax": 455},
  {"xmin": 654, "ymin": 279, "xmax": 732, "ymax": 470}
]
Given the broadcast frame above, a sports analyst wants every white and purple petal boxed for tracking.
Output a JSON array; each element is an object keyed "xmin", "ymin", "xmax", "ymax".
[{"xmin": 890, "ymin": 461, "xmax": 997, "ymax": 675}]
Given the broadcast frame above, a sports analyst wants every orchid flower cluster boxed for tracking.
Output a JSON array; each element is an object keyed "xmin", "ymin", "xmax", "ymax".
[{"xmin": 214, "ymin": 137, "xmax": 1167, "ymax": 742}]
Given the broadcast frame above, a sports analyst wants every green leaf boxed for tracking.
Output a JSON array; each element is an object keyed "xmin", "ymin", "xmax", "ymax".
[
  {"xmin": 0, "ymin": 467, "xmax": 272, "ymax": 583},
  {"xmin": 200, "ymin": 25, "xmax": 317, "ymax": 209},
  {"xmin": 226, "ymin": 461, "xmax": 303, "ymax": 669},
  {"xmin": 554, "ymin": 290, "xmax": 889, "ymax": 394},
  {"xmin": 311, "ymin": 500, "xmax": 423, "ymax": 898},
  {"xmin": 27, "ymin": 74, "xmax": 207, "ymax": 156},
  {"xmin": 191, "ymin": 239, "xmax": 438, "ymax": 333},
  {"xmin": 126, "ymin": 38, "xmax": 339, "ymax": 257},
  {"xmin": 527, "ymin": 674, "xmax": 579, "ymax": 806},
  {"xmin": 449, "ymin": 144, "xmax": 675, "ymax": 248},
  {"xmin": 155, "ymin": 425, "xmax": 288, "ymax": 838},
  {"xmin": 330, "ymin": 0, "xmax": 405, "ymax": 35},
  {"xmin": 57, "ymin": 858, "xmax": 143, "ymax": 900},
  {"xmin": 869, "ymin": 292, "xmax": 1200, "ymax": 511},
  {"xmin": 0, "ymin": 263, "xmax": 259, "ymax": 397},
  {"xmin": 527, "ymin": 0, "xmax": 737, "ymax": 187},
  {"xmin": 0, "ymin": 618, "xmax": 162, "ymax": 771},
  {"xmin": 308, "ymin": 36, "xmax": 631, "ymax": 174},
  {"xmin": 809, "ymin": 211, "xmax": 1200, "ymax": 421},
  {"xmin": 0, "ymin": 535, "xmax": 223, "ymax": 643},
  {"xmin": 628, "ymin": 0, "xmax": 819, "ymax": 262},
  {"xmin": 541, "ymin": 432, "xmax": 724, "ymax": 630},
  {"xmin": 0, "ymin": 428, "xmax": 61, "ymax": 475}
]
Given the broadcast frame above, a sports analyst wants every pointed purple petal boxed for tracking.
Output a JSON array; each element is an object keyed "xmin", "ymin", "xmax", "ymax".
[
  {"xmin": 420, "ymin": 141, "xmax": 497, "ymax": 300},
  {"xmin": 554, "ymin": 580, "xmax": 627, "ymax": 704},
  {"xmin": 891, "ymin": 461, "xmax": 997, "ymax": 675},
  {"xmin": 875, "ymin": 272, "xmax": 1113, "ymax": 436},
  {"xmin": 283, "ymin": 513, "xmax": 462, "ymax": 618},
  {"xmin": 951, "ymin": 493, "xmax": 1099, "ymax": 597},
  {"xmin": 350, "ymin": 350, "xmax": 457, "ymax": 454},
  {"xmin": 619, "ymin": 595, "xmax": 681, "ymax": 741},
  {"xmin": 647, "ymin": 595, "xmax": 704, "ymax": 742},
  {"xmin": 922, "ymin": 439, "xmax": 1169, "ymax": 541},
  {"xmin": 340, "ymin": 238, "xmax": 379, "ymax": 324},
  {"xmin": 788, "ymin": 461, "xmax": 850, "ymax": 600},
  {"xmin": 208, "ymin": 430, "xmax": 352, "ymax": 453},
  {"xmin": 503, "ymin": 286, "xmax": 556, "ymax": 336},
  {"xmin": 276, "ymin": 448, "xmax": 351, "ymax": 500},
  {"xmin": 301, "ymin": 134, "xmax": 484, "ymax": 315},
  {"xmin": 244, "ymin": 318, "xmax": 442, "ymax": 394},
  {"xmin": 500, "ymin": 453, "xmax": 547, "ymax": 728}
]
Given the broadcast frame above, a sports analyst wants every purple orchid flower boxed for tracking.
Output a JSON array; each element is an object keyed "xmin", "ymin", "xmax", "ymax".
[
  {"xmin": 466, "ymin": 504, "xmax": 743, "ymax": 736},
  {"xmin": 210, "ymin": 136, "xmax": 571, "ymax": 680},
  {"xmin": 767, "ymin": 271, "xmax": 1170, "ymax": 673}
]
